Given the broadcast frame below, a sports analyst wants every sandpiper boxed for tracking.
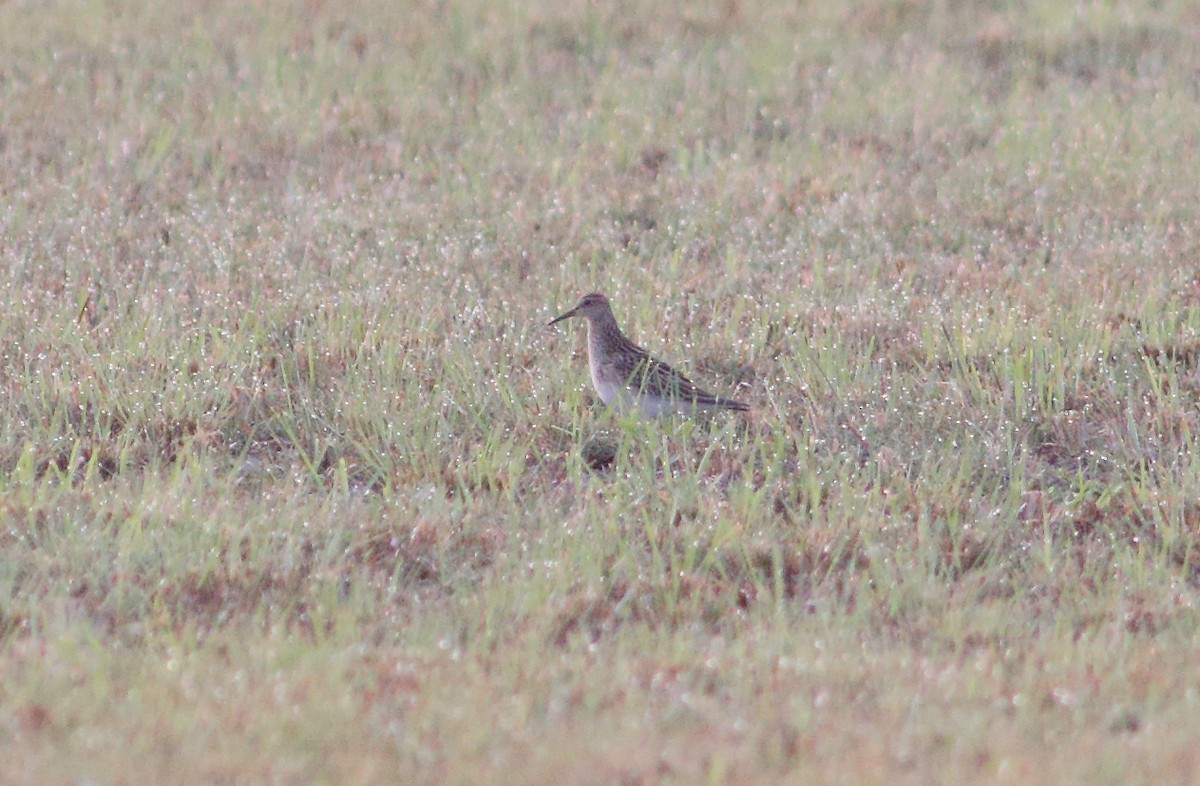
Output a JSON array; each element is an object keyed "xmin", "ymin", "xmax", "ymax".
[{"xmin": 547, "ymin": 293, "xmax": 749, "ymax": 417}]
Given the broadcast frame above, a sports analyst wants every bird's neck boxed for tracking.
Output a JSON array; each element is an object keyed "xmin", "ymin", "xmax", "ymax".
[{"xmin": 586, "ymin": 310, "xmax": 625, "ymax": 350}]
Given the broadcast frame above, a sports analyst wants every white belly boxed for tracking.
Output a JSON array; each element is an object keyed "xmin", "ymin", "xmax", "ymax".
[
  {"xmin": 630, "ymin": 394, "xmax": 674, "ymax": 417},
  {"xmin": 591, "ymin": 372, "xmax": 674, "ymax": 417},
  {"xmin": 593, "ymin": 377, "xmax": 620, "ymax": 406}
]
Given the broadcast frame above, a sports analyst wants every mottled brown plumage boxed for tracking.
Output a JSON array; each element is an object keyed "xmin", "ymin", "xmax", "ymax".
[{"xmin": 548, "ymin": 293, "xmax": 749, "ymax": 417}]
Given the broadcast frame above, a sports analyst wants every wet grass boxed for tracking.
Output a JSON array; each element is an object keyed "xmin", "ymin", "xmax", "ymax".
[{"xmin": 2, "ymin": 0, "xmax": 1200, "ymax": 783}]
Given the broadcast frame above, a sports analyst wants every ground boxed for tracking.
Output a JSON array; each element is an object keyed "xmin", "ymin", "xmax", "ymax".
[{"xmin": 1, "ymin": 1, "xmax": 1199, "ymax": 783}]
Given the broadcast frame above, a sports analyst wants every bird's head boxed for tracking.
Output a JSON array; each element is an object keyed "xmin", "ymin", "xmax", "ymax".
[{"xmin": 547, "ymin": 292, "xmax": 612, "ymax": 326}]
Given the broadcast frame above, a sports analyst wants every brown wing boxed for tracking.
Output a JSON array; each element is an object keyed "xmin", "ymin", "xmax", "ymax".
[{"xmin": 626, "ymin": 349, "xmax": 748, "ymax": 411}]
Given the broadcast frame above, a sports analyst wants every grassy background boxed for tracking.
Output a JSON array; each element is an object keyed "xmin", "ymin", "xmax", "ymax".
[{"xmin": 3, "ymin": 0, "xmax": 1200, "ymax": 782}]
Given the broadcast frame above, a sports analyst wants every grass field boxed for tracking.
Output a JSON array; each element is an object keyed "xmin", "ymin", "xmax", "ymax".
[{"xmin": 3, "ymin": 0, "xmax": 1200, "ymax": 783}]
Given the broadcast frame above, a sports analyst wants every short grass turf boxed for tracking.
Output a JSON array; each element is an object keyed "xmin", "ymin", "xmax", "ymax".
[{"xmin": 2, "ymin": 0, "xmax": 1200, "ymax": 783}]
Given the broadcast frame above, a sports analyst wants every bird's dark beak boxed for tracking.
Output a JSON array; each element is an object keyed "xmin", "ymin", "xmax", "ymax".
[{"xmin": 547, "ymin": 307, "xmax": 576, "ymax": 327}]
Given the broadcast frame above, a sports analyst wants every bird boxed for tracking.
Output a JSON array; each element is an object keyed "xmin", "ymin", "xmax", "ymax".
[{"xmin": 547, "ymin": 292, "xmax": 749, "ymax": 417}]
